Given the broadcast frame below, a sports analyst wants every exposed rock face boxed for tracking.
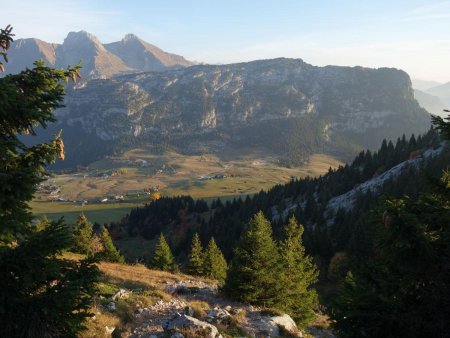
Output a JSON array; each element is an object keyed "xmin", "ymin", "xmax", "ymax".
[
  {"xmin": 55, "ymin": 31, "xmax": 132, "ymax": 78},
  {"xmin": 271, "ymin": 314, "xmax": 302, "ymax": 337},
  {"xmin": 206, "ymin": 307, "xmax": 232, "ymax": 325},
  {"xmin": 326, "ymin": 145, "xmax": 444, "ymax": 212},
  {"xmin": 4, "ymin": 31, "xmax": 194, "ymax": 78},
  {"xmin": 47, "ymin": 58, "xmax": 430, "ymax": 167},
  {"xmin": 165, "ymin": 314, "xmax": 223, "ymax": 338}
]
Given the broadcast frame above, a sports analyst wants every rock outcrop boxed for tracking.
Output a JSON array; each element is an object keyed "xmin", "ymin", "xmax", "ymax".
[{"xmin": 165, "ymin": 313, "xmax": 223, "ymax": 338}]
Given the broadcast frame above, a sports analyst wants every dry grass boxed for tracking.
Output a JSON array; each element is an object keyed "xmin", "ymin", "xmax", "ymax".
[
  {"xmin": 72, "ymin": 257, "xmax": 222, "ymax": 337},
  {"xmin": 98, "ymin": 262, "xmax": 213, "ymax": 290},
  {"xmin": 187, "ymin": 300, "xmax": 211, "ymax": 319},
  {"xmin": 231, "ymin": 308, "xmax": 247, "ymax": 326},
  {"xmin": 79, "ymin": 304, "xmax": 120, "ymax": 338},
  {"xmin": 175, "ymin": 326, "xmax": 213, "ymax": 338},
  {"xmin": 308, "ymin": 313, "xmax": 332, "ymax": 329}
]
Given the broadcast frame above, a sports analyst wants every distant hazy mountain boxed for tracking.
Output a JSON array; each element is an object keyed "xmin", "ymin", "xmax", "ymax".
[
  {"xmin": 104, "ymin": 34, "xmax": 192, "ymax": 72},
  {"xmin": 32, "ymin": 58, "xmax": 430, "ymax": 167},
  {"xmin": 425, "ymin": 82, "xmax": 450, "ymax": 107},
  {"xmin": 414, "ymin": 89, "xmax": 449, "ymax": 118},
  {"xmin": 4, "ymin": 31, "xmax": 194, "ymax": 78},
  {"xmin": 6, "ymin": 38, "xmax": 57, "ymax": 73},
  {"xmin": 55, "ymin": 31, "xmax": 132, "ymax": 78},
  {"xmin": 411, "ymin": 79, "xmax": 442, "ymax": 91}
]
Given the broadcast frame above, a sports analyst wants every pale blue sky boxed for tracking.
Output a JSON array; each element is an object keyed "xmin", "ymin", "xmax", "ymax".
[{"xmin": 3, "ymin": 0, "xmax": 450, "ymax": 81}]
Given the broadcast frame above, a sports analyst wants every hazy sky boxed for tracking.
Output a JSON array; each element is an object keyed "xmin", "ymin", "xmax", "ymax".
[{"xmin": 3, "ymin": 0, "xmax": 450, "ymax": 82}]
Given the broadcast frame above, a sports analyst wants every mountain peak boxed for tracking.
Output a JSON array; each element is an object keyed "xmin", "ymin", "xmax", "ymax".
[
  {"xmin": 122, "ymin": 33, "xmax": 141, "ymax": 42},
  {"xmin": 6, "ymin": 31, "xmax": 193, "ymax": 78},
  {"xmin": 64, "ymin": 30, "xmax": 103, "ymax": 47},
  {"xmin": 105, "ymin": 34, "xmax": 193, "ymax": 72}
]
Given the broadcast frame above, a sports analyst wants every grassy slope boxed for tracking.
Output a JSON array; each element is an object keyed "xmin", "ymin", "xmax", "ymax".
[
  {"xmin": 77, "ymin": 258, "xmax": 214, "ymax": 338},
  {"xmin": 77, "ymin": 257, "xmax": 330, "ymax": 337}
]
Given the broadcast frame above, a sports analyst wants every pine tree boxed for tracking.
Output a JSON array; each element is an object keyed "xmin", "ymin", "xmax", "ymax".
[
  {"xmin": 203, "ymin": 237, "xmax": 228, "ymax": 284},
  {"xmin": 223, "ymin": 211, "xmax": 282, "ymax": 307},
  {"xmin": 278, "ymin": 216, "xmax": 319, "ymax": 325},
  {"xmin": 99, "ymin": 225, "xmax": 125, "ymax": 263},
  {"xmin": 72, "ymin": 214, "xmax": 95, "ymax": 255},
  {"xmin": 151, "ymin": 233, "xmax": 176, "ymax": 272},
  {"xmin": 0, "ymin": 25, "xmax": 98, "ymax": 337},
  {"xmin": 331, "ymin": 112, "xmax": 450, "ymax": 337},
  {"xmin": 187, "ymin": 232, "xmax": 204, "ymax": 276}
]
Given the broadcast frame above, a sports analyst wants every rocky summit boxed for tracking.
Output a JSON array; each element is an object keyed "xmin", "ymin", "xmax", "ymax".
[{"xmin": 4, "ymin": 31, "xmax": 193, "ymax": 78}]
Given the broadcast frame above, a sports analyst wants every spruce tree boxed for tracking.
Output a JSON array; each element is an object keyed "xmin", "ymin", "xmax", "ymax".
[
  {"xmin": 203, "ymin": 237, "xmax": 228, "ymax": 284},
  {"xmin": 331, "ymin": 112, "xmax": 450, "ymax": 337},
  {"xmin": 99, "ymin": 225, "xmax": 125, "ymax": 263},
  {"xmin": 72, "ymin": 214, "xmax": 95, "ymax": 255},
  {"xmin": 223, "ymin": 211, "xmax": 282, "ymax": 307},
  {"xmin": 187, "ymin": 232, "xmax": 204, "ymax": 276},
  {"xmin": 151, "ymin": 233, "xmax": 176, "ymax": 272},
  {"xmin": 0, "ymin": 25, "xmax": 98, "ymax": 337},
  {"xmin": 279, "ymin": 216, "xmax": 318, "ymax": 325}
]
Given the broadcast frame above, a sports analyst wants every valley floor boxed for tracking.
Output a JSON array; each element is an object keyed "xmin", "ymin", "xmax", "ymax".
[{"xmin": 31, "ymin": 151, "xmax": 342, "ymax": 224}]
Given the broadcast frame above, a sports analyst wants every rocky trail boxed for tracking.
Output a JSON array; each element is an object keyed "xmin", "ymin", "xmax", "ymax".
[{"xmin": 102, "ymin": 278, "xmax": 335, "ymax": 338}]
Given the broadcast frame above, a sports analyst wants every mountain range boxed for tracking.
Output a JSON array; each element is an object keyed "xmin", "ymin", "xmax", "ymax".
[
  {"xmin": 412, "ymin": 80, "xmax": 449, "ymax": 117},
  {"xmin": 424, "ymin": 82, "xmax": 450, "ymax": 107},
  {"xmin": 8, "ymin": 31, "xmax": 436, "ymax": 168},
  {"xmin": 5, "ymin": 31, "xmax": 193, "ymax": 78},
  {"xmin": 34, "ymin": 58, "xmax": 429, "ymax": 167}
]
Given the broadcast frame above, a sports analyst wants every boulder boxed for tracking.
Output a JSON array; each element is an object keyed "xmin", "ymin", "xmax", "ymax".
[
  {"xmin": 252, "ymin": 317, "xmax": 279, "ymax": 337},
  {"xmin": 165, "ymin": 284, "xmax": 191, "ymax": 295},
  {"xmin": 107, "ymin": 302, "xmax": 116, "ymax": 311},
  {"xmin": 112, "ymin": 288, "xmax": 131, "ymax": 300},
  {"xmin": 271, "ymin": 314, "xmax": 302, "ymax": 337},
  {"xmin": 171, "ymin": 333, "xmax": 184, "ymax": 338},
  {"xmin": 249, "ymin": 313, "xmax": 302, "ymax": 337},
  {"xmin": 165, "ymin": 313, "xmax": 223, "ymax": 338},
  {"xmin": 105, "ymin": 326, "xmax": 115, "ymax": 334},
  {"xmin": 206, "ymin": 307, "xmax": 231, "ymax": 324}
]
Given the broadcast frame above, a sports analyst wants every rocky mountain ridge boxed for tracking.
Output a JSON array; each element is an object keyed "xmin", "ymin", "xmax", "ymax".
[
  {"xmin": 46, "ymin": 57, "xmax": 431, "ymax": 167},
  {"xmin": 5, "ymin": 31, "xmax": 193, "ymax": 78},
  {"xmin": 414, "ymin": 89, "xmax": 449, "ymax": 118}
]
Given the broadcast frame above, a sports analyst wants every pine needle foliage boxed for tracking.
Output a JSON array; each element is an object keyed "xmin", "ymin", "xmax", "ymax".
[
  {"xmin": 99, "ymin": 225, "xmax": 125, "ymax": 263},
  {"xmin": 203, "ymin": 237, "xmax": 228, "ymax": 284},
  {"xmin": 278, "ymin": 216, "xmax": 319, "ymax": 325},
  {"xmin": 223, "ymin": 211, "xmax": 282, "ymax": 307},
  {"xmin": 331, "ymin": 112, "xmax": 450, "ymax": 337},
  {"xmin": 187, "ymin": 232, "xmax": 204, "ymax": 276},
  {"xmin": 72, "ymin": 214, "xmax": 95, "ymax": 255},
  {"xmin": 151, "ymin": 233, "xmax": 176, "ymax": 272},
  {"xmin": 0, "ymin": 25, "xmax": 98, "ymax": 337}
]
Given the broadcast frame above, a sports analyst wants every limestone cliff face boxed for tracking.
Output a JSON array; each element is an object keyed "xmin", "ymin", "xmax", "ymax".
[{"xmin": 57, "ymin": 58, "xmax": 429, "ymax": 145}]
